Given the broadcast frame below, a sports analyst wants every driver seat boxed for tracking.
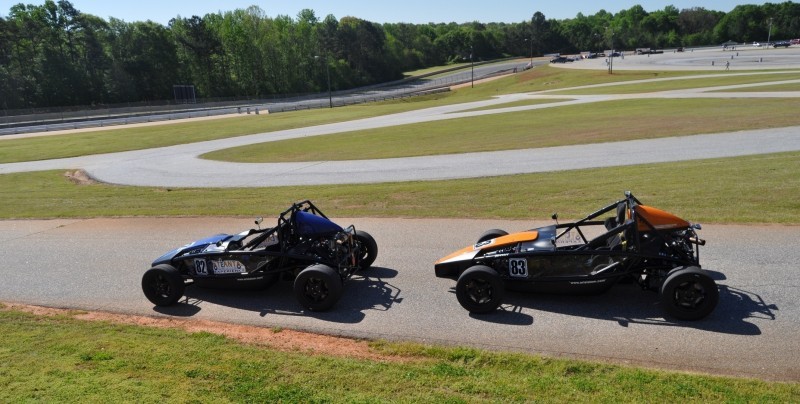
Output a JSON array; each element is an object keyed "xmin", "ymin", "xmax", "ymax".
[{"xmin": 605, "ymin": 202, "xmax": 628, "ymax": 250}]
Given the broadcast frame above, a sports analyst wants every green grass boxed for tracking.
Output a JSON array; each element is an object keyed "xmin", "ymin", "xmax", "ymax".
[
  {"xmin": 450, "ymin": 98, "xmax": 574, "ymax": 112},
  {"xmin": 549, "ymin": 71, "xmax": 800, "ymax": 94},
  {"xmin": 1, "ymin": 307, "xmax": 796, "ymax": 402},
  {"xmin": 0, "ymin": 66, "xmax": 743, "ymax": 164},
  {"xmin": 0, "ymin": 104, "xmax": 431, "ymax": 164},
  {"xmin": 202, "ymin": 98, "xmax": 800, "ymax": 162},
  {"xmin": 712, "ymin": 82, "xmax": 800, "ymax": 92},
  {"xmin": 3, "ymin": 151, "xmax": 798, "ymax": 224}
]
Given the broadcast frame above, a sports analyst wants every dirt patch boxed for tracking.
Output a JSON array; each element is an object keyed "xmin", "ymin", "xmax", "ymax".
[
  {"xmin": 64, "ymin": 169, "xmax": 98, "ymax": 185},
  {"xmin": 1, "ymin": 302, "xmax": 411, "ymax": 363}
]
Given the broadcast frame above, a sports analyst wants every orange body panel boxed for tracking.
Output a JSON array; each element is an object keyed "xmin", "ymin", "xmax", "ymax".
[
  {"xmin": 635, "ymin": 205, "xmax": 689, "ymax": 231},
  {"xmin": 435, "ymin": 231, "xmax": 538, "ymax": 264}
]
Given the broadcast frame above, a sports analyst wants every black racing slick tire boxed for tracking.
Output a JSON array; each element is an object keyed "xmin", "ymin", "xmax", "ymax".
[
  {"xmin": 354, "ymin": 230, "xmax": 378, "ymax": 270},
  {"xmin": 476, "ymin": 229, "xmax": 508, "ymax": 244},
  {"xmin": 294, "ymin": 264, "xmax": 343, "ymax": 311},
  {"xmin": 660, "ymin": 266, "xmax": 719, "ymax": 321},
  {"xmin": 456, "ymin": 265, "xmax": 505, "ymax": 314},
  {"xmin": 142, "ymin": 264, "xmax": 186, "ymax": 306}
]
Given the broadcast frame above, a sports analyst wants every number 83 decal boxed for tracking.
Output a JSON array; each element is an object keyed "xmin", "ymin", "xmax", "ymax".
[{"xmin": 508, "ymin": 258, "xmax": 528, "ymax": 278}]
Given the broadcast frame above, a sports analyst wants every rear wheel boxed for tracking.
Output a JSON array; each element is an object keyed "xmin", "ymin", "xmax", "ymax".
[
  {"xmin": 477, "ymin": 229, "xmax": 508, "ymax": 243},
  {"xmin": 354, "ymin": 230, "xmax": 378, "ymax": 269},
  {"xmin": 142, "ymin": 264, "xmax": 185, "ymax": 306},
  {"xmin": 294, "ymin": 264, "xmax": 343, "ymax": 311},
  {"xmin": 660, "ymin": 266, "xmax": 718, "ymax": 320},
  {"xmin": 456, "ymin": 265, "xmax": 505, "ymax": 314}
]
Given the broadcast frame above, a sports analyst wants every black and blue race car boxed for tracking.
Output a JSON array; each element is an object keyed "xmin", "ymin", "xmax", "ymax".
[{"xmin": 142, "ymin": 201, "xmax": 377, "ymax": 311}]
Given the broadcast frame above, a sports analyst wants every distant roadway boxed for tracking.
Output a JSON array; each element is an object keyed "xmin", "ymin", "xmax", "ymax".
[{"xmin": 2, "ymin": 80, "xmax": 800, "ymax": 186}]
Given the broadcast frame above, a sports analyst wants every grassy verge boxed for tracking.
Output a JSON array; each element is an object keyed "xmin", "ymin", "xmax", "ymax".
[
  {"xmin": 0, "ymin": 307, "xmax": 796, "ymax": 402},
  {"xmin": 202, "ymin": 97, "xmax": 800, "ymax": 162},
  {"xmin": 2, "ymin": 151, "xmax": 798, "ymax": 224}
]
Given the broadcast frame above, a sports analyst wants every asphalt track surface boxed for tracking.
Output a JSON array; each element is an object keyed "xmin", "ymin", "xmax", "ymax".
[
  {"xmin": 2, "ymin": 46, "xmax": 799, "ymax": 381},
  {"xmin": 1, "ymin": 217, "xmax": 798, "ymax": 381}
]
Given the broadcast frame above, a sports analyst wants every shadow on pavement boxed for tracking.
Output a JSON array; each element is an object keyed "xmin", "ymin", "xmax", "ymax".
[
  {"xmin": 466, "ymin": 279, "xmax": 774, "ymax": 336},
  {"xmin": 157, "ymin": 266, "xmax": 401, "ymax": 324}
]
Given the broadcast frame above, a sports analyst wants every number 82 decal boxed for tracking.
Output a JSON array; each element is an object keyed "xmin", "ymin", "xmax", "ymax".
[
  {"xmin": 508, "ymin": 258, "xmax": 528, "ymax": 278},
  {"xmin": 194, "ymin": 259, "xmax": 208, "ymax": 276}
]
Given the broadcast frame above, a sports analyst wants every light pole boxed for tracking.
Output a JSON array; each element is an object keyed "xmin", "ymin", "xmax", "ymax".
[
  {"xmin": 315, "ymin": 55, "xmax": 333, "ymax": 108},
  {"xmin": 470, "ymin": 45, "xmax": 474, "ymax": 88},
  {"xmin": 524, "ymin": 37, "xmax": 533, "ymax": 68},
  {"xmin": 607, "ymin": 28, "xmax": 614, "ymax": 75},
  {"xmin": 767, "ymin": 17, "xmax": 773, "ymax": 46}
]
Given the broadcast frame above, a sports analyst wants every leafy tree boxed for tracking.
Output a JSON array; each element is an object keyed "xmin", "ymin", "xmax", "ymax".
[
  {"xmin": 2, "ymin": 1, "xmax": 799, "ymax": 111},
  {"xmin": 677, "ymin": 7, "xmax": 723, "ymax": 46}
]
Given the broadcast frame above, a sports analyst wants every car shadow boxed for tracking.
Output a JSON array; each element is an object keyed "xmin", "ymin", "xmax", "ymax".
[
  {"xmin": 469, "ymin": 304, "xmax": 534, "ymax": 325},
  {"xmin": 486, "ymin": 280, "xmax": 774, "ymax": 335},
  {"xmin": 158, "ymin": 266, "xmax": 402, "ymax": 324},
  {"xmin": 458, "ymin": 267, "xmax": 774, "ymax": 336}
]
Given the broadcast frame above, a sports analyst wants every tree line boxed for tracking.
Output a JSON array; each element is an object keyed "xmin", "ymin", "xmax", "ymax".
[{"xmin": 1, "ymin": 1, "xmax": 798, "ymax": 111}]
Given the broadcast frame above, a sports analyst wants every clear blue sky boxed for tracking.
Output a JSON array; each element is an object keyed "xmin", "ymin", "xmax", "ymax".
[{"xmin": 6, "ymin": 0, "xmax": 756, "ymax": 24}]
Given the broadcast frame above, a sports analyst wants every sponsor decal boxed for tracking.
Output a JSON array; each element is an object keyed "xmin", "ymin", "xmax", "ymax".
[
  {"xmin": 569, "ymin": 279, "xmax": 607, "ymax": 285},
  {"xmin": 211, "ymin": 260, "xmax": 246, "ymax": 274},
  {"xmin": 237, "ymin": 276, "xmax": 265, "ymax": 282},
  {"xmin": 259, "ymin": 234, "xmax": 279, "ymax": 248},
  {"xmin": 556, "ymin": 231, "xmax": 583, "ymax": 246},
  {"xmin": 473, "ymin": 239, "xmax": 493, "ymax": 249}
]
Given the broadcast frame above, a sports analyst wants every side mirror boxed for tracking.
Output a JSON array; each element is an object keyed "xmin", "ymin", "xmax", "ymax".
[{"xmin": 255, "ymin": 217, "xmax": 263, "ymax": 229}]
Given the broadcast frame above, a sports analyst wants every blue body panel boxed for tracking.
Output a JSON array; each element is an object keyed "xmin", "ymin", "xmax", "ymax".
[
  {"xmin": 152, "ymin": 233, "xmax": 231, "ymax": 265},
  {"xmin": 295, "ymin": 211, "xmax": 343, "ymax": 237}
]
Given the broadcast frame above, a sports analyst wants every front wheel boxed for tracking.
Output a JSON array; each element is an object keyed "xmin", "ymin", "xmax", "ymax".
[
  {"xmin": 660, "ymin": 266, "xmax": 719, "ymax": 320},
  {"xmin": 294, "ymin": 264, "xmax": 343, "ymax": 311},
  {"xmin": 354, "ymin": 230, "xmax": 378, "ymax": 269},
  {"xmin": 456, "ymin": 265, "xmax": 505, "ymax": 314},
  {"xmin": 477, "ymin": 229, "xmax": 508, "ymax": 244},
  {"xmin": 141, "ymin": 264, "xmax": 185, "ymax": 306}
]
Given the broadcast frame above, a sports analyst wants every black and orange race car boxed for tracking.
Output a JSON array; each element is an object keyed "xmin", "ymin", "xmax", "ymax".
[{"xmin": 435, "ymin": 192, "xmax": 718, "ymax": 320}]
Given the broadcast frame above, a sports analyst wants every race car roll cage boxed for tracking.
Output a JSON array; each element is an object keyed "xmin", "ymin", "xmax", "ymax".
[
  {"xmin": 234, "ymin": 200, "xmax": 359, "ymax": 277},
  {"xmin": 240, "ymin": 200, "xmax": 343, "ymax": 246},
  {"xmin": 551, "ymin": 192, "xmax": 704, "ymax": 267}
]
